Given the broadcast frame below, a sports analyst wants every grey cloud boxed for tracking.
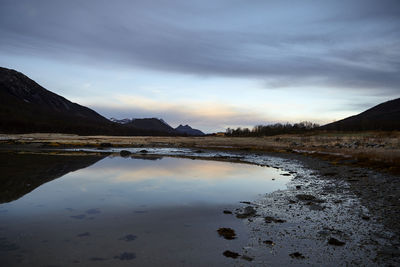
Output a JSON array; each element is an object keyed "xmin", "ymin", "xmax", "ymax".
[{"xmin": 0, "ymin": 0, "xmax": 399, "ymax": 93}]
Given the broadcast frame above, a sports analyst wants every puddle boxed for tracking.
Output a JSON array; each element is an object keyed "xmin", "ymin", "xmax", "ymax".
[{"xmin": 0, "ymin": 153, "xmax": 290, "ymax": 266}]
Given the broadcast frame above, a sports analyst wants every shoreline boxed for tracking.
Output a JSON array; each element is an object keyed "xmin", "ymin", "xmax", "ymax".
[{"xmin": 1, "ymin": 132, "xmax": 399, "ymax": 175}]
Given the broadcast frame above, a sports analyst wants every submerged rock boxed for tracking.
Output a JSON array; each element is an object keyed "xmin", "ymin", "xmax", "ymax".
[
  {"xmin": 223, "ymin": 250, "xmax": 240, "ymax": 259},
  {"xmin": 217, "ymin": 228, "xmax": 236, "ymax": 240},
  {"xmin": 236, "ymin": 206, "xmax": 257, "ymax": 218},
  {"xmin": 328, "ymin": 237, "xmax": 345, "ymax": 246},
  {"xmin": 263, "ymin": 240, "xmax": 275, "ymax": 246},
  {"xmin": 289, "ymin": 252, "xmax": 305, "ymax": 259},
  {"xmin": 120, "ymin": 150, "xmax": 131, "ymax": 157}
]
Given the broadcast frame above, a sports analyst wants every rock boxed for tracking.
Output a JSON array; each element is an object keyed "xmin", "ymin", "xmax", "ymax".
[
  {"xmin": 120, "ymin": 150, "xmax": 131, "ymax": 157},
  {"xmin": 139, "ymin": 149, "xmax": 148, "ymax": 153},
  {"xmin": 236, "ymin": 206, "xmax": 257, "ymax": 218},
  {"xmin": 309, "ymin": 204, "xmax": 325, "ymax": 211},
  {"xmin": 263, "ymin": 240, "xmax": 275, "ymax": 246},
  {"xmin": 217, "ymin": 228, "xmax": 236, "ymax": 240},
  {"xmin": 296, "ymin": 194, "xmax": 316, "ymax": 201},
  {"xmin": 265, "ymin": 216, "xmax": 286, "ymax": 223},
  {"xmin": 328, "ymin": 237, "xmax": 345, "ymax": 246},
  {"xmin": 223, "ymin": 250, "xmax": 240, "ymax": 259},
  {"xmin": 323, "ymin": 172, "xmax": 338, "ymax": 177},
  {"xmin": 361, "ymin": 215, "xmax": 370, "ymax": 220},
  {"xmin": 223, "ymin": 210, "xmax": 232, "ymax": 214},
  {"xmin": 289, "ymin": 252, "xmax": 305, "ymax": 259},
  {"xmin": 296, "ymin": 185, "xmax": 301, "ymax": 190}
]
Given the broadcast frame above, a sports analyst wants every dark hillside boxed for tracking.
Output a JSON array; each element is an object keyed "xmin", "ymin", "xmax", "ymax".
[
  {"xmin": 126, "ymin": 118, "xmax": 176, "ymax": 133},
  {"xmin": 321, "ymin": 98, "xmax": 400, "ymax": 131},
  {"xmin": 175, "ymin": 124, "xmax": 205, "ymax": 136},
  {"xmin": 0, "ymin": 67, "xmax": 172, "ymax": 135}
]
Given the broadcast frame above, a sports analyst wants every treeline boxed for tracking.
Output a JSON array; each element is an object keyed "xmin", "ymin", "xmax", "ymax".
[{"xmin": 225, "ymin": 121, "xmax": 320, "ymax": 137}]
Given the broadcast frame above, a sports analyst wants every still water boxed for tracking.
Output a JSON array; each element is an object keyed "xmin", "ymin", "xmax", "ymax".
[{"xmin": 0, "ymin": 153, "xmax": 290, "ymax": 266}]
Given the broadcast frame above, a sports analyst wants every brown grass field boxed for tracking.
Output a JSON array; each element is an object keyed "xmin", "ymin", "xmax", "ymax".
[{"xmin": 1, "ymin": 131, "xmax": 400, "ymax": 174}]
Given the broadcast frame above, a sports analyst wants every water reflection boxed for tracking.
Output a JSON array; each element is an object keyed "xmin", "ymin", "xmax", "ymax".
[
  {"xmin": 0, "ymin": 153, "xmax": 291, "ymax": 266},
  {"xmin": 0, "ymin": 152, "xmax": 105, "ymax": 204}
]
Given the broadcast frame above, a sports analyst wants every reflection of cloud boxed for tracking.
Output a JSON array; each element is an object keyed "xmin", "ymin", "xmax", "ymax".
[{"xmin": 78, "ymin": 158, "xmax": 272, "ymax": 184}]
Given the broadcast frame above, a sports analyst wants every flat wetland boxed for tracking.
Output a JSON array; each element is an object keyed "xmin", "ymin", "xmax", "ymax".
[{"xmin": 0, "ymin": 133, "xmax": 399, "ymax": 266}]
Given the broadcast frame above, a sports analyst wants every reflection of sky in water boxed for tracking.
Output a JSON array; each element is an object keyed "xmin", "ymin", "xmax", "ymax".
[
  {"xmin": 1, "ymin": 157, "xmax": 290, "ymax": 215},
  {"xmin": 0, "ymin": 156, "xmax": 292, "ymax": 266}
]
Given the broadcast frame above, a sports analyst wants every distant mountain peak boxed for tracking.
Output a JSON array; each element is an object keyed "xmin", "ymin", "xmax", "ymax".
[
  {"xmin": 175, "ymin": 124, "xmax": 205, "ymax": 136},
  {"xmin": 125, "ymin": 118, "xmax": 176, "ymax": 133}
]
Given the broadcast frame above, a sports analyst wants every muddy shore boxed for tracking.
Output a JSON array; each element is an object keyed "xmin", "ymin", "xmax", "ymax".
[{"xmin": 1, "ymin": 133, "xmax": 400, "ymax": 265}]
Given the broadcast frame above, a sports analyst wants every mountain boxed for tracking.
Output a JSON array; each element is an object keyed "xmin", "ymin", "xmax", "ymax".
[
  {"xmin": 126, "ymin": 118, "xmax": 176, "ymax": 133},
  {"xmin": 111, "ymin": 117, "xmax": 206, "ymax": 136},
  {"xmin": 0, "ymin": 67, "xmax": 170, "ymax": 135},
  {"xmin": 175, "ymin": 124, "xmax": 205, "ymax": 136},
  {"xmin": 321, "ymin": 98, "xmax": 400, "ymax": 131}
]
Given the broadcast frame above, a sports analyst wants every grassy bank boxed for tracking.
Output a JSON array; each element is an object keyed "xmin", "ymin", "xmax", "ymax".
[{"xmin": 1, "ymin": 132, "xmax": 400, "ymax": 174}]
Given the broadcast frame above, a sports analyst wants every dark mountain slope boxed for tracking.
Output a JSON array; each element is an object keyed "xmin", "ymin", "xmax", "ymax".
[
  {"xmin": 175, "ymin": 124, "xmax": 205, "ymax": 136},
  {"xmin": 126, "ymin": 118, "xmax": 176, "ymax": 133},
  {"xmin": 321, "ymin": 98, "xmax": 400, "ymax": 131},
  {"xmin": 0, "ymin": 67, "xmax": 108, "ymax": 122},
  {"xmin": 0, "ymin": 67, "xmax": 171, "ymax": 135}
]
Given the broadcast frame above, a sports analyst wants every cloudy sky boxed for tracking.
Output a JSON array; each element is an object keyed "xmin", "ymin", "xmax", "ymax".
[{"xmin": 0, "ymin": 0, "xmax": 399, "ymax": 132}]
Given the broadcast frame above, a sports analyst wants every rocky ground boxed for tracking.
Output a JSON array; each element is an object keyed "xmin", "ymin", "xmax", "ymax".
[{"xmin": 222, "ymin": 152, "xmax": 400, "ymax": 266}]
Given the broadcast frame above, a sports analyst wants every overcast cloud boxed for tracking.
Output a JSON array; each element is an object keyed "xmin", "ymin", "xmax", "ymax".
[{"xmin": 1, "ymin": 0, "xmax": 399, "ymax": 93}]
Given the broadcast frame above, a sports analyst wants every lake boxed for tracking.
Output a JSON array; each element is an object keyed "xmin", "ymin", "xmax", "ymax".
[{"xmin": 0, "ymin": 152, "xmax": 291, "ymax": 266}]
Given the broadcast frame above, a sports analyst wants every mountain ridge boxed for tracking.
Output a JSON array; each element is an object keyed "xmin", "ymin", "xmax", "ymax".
[
  {"xmin": 321, "ymin": 98, "xmax": 400, "ymax": 131},
  {"xmin": 0, "ymin": 67, "xmax": 175, "ymax": 135},
  {"xmin": 175, "ymin": 124, "xmax": 205, "ymax": 136},
  {"xmin": 0, "ymin": 67, "xmax": 205, "ymax": 136}
]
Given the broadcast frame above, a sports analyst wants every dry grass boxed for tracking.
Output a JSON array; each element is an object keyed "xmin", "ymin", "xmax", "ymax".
[{"xmin": 1, "ymin": 132, "xmax": 399, "ymax": 174}]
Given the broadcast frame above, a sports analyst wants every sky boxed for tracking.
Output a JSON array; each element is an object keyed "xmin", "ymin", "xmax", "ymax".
[{"xmin": 0, "ymin": 0, "xmax": 399, "ymax": 133}]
